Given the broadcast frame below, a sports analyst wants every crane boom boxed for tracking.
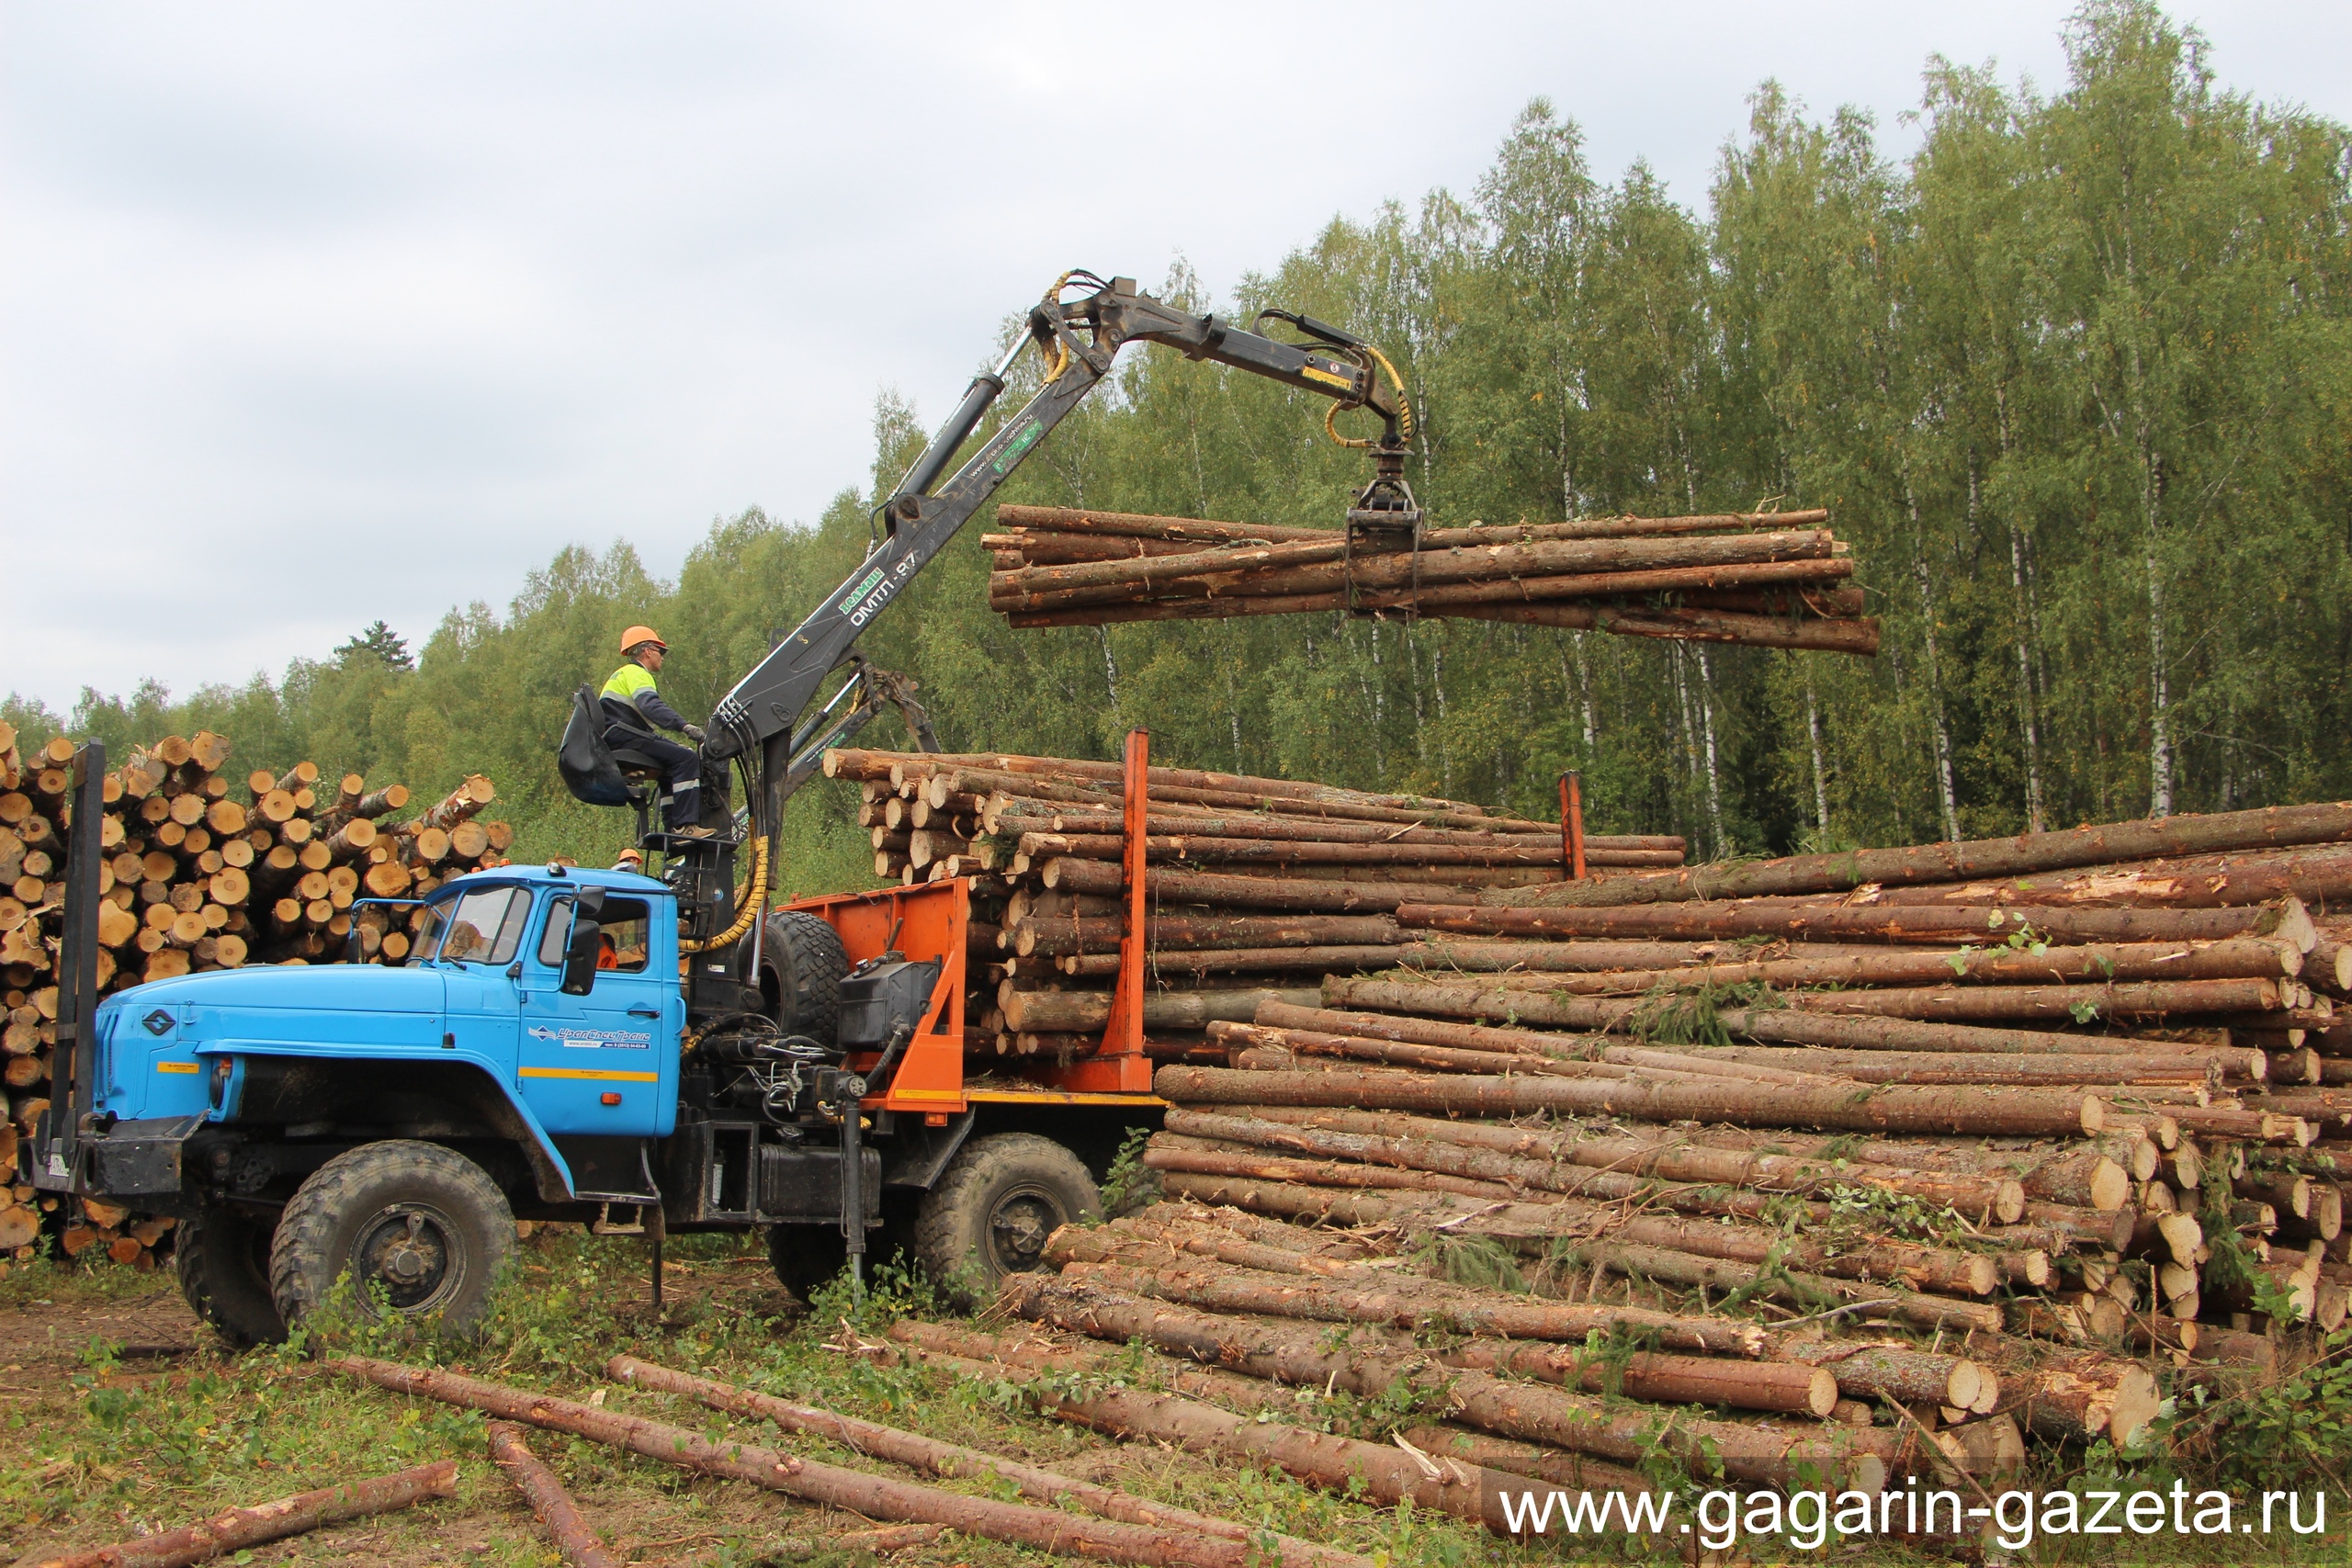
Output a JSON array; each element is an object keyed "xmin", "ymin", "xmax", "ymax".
[{"xmin": 625, "ymin": 272, "xmax": 1416, "ymax": 1019}]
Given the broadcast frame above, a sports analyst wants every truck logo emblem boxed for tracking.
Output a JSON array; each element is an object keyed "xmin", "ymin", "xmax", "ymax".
[
  {"xmin": 527, "ymin": 1024, "xmax": 650, "ymax": 1049},
  {"xmin": 143, "ymin": 1010, "xmax": 174, "ymax": 1036}
]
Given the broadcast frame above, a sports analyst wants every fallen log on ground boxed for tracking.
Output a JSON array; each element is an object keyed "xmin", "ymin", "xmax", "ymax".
[
  {"xmin": 605, "ymin": 1356, "xmax": 1360, "ymax": 1567},
  {"xmin": 29, "ymin": 1459, "xmax": 457, "ymax": 1568},
  {"xmin": 337, "ymin": 1358, "xmax": 1337, "ymax": 1568},
  {"xmin": 875, "ymin": 1331, "xmax": 1521, "ymax": 1534},
  {"xmin": 486, "ymin": 1424, "xmax": 618, "ymax": 1568}
]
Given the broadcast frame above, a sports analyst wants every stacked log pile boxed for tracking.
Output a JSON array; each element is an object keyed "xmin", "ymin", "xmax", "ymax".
[
  {"xmin": 1057, "ymin": 800, "xmax": 2352, "ymax": 1483},
  {"xmin": 0, "ymin": 721, "xmax": 518, "ymax": 1272},
  {"xmin": 984, "ymin": 504, "xmax": 1880, "ymax": 655},
  {"xmin": 822, "ymin": 746, "xmax": 1681, "ymax": 1060}
]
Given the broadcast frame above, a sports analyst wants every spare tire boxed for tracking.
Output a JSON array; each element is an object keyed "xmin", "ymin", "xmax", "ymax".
[{"xmin": 759, "ymin": 910, "xmax": 849, "ymax": 1042}]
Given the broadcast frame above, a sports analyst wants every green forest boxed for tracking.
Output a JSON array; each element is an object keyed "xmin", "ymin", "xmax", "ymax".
[{"xmin": 8, "ymin": 2, "xmax": 2349, "ymax": 897}]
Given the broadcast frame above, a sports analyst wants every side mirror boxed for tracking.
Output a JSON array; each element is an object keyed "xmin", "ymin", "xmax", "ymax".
[{"xmin": 560, "ymin": 919, "xmax": 603, "ymax": 996}]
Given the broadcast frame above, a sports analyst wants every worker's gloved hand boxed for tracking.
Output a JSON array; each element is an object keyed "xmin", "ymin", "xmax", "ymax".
[{"xmin": 682, "ymin": 724, "xmax": 708, "ymax": 744}]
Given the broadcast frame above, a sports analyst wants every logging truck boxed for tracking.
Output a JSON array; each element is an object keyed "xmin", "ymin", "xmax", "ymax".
[{"xmin": 28, "ymin": 275, "xmax": 1419, "ymax": 1343}]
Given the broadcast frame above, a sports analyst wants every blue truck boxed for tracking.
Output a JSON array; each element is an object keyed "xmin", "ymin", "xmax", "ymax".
[{"xmin": 27, "ymin": 276, "xmax": 1419, "ymax": 1344}]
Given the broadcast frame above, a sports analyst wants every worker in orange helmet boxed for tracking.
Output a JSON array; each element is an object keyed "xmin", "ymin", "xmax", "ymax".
[{"xmin": 599, "ymin": 626, "xmax": 709, "ymax": 836}]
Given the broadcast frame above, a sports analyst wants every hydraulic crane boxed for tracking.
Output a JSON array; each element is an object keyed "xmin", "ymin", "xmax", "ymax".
[{"xmin": 582, "ymin": 271, "xmax": 1421, "ymax": 1028}]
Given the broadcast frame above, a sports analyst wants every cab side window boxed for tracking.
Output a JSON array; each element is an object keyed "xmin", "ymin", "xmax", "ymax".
[
  {"xmin": 537, "ymin": 896, "xmax": 650, "ymax": 973},
  {"xmin": 437, "ymin": 886, "xmax": 531, "ymax": 964}
]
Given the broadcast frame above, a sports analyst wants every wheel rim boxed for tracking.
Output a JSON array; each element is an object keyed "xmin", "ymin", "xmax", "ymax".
[
  {"xmin": 984, "ymin": 1182, "xmax": 1069, "ymax": 1274},
  {"xmin": 350, "ymin": 1202, "xmax": 469, "ymax": 1314}
]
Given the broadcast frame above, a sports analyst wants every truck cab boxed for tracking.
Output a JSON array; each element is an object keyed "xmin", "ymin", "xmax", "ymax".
[{"xmin": 40, "ymin": 853, "xmax": 1144, "ymax": 1347}]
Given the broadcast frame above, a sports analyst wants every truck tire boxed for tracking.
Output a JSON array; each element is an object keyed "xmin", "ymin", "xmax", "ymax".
[
  {"xmin": 176, "ymin": 1208, "xmax": 287, "ymax": 1348},
  {"xmin": 759, "ymin": 911, "xmax": 848, "ymax": 1040},
  {"xmin": 269, "ymin": 1140, "xmax": 514, "ymax": 1336},
  {"xmin": 911, "ymin": 1133, "xmax": 1098, "ymax": 1305},
  {"xmin": 765, "ymin": 1222, "xmax": 847, "ymax": 1303}
]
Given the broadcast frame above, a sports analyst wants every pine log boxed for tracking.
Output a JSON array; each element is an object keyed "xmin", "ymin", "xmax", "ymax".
[
  {"xmin": 881, "ymin": 1339, "xmax": 1510, "ymax": 1534},
  {"xmin": 992, "ymin": 502, "xmax": 1828, "ymax": 546},
  {"xmin": 1142, "ymin": 1176, "xmax": 2003, "ymax": 1333},
  {"xmin": 1001, "ymin": 987, "xmax": 1317, "ymax": 1033},
  {"xmin": 1996, "ymin": 1352, "xmax": 2162, "ymax": 1449},
  {"xmin": 1017, "ymin": 831, "xmax": 1572, "ymax": 868},
  {"xmin": 1043, "ymin": 858, "xmax": 1486, "ymax": 908},
  {"xmin": 1429, "ymin": 1337, "xmax": 1837, "ymax": 1417},
  {"xmin": 1780, "ymin": 1344, "xmax": 1995, "ymax": 1413},
  {"xmin": 1489, "ymin": 805, "xmax": 2352, "ymax": 910},
  {"xmin": 28, "ymin": 1460, "xmax": 457, "ymax": 1568},
  {"xmin": 340, "ymin": 1358, "xmax": 1309, "ymax": 1568},
  {"xmin": 607, "ymin": 1356, "xmax": 1364, "ymax": 1565},
  {"xmin": 1110, "ymin": 1151, "xmax": 2003, "ymax": 1297},
  {"xmin": 1325, "ymin": 969, "xmax": 2288, "ymax": 1041},
  {"xmin": 1001, "ymin": 1275, "xmax": 1894, "ymax": 1491},
  {"xmin": 1395, "ymin": 1427, "xmax": 1654, "ymax": 1496},
  {"xmin": 485, "ymin": 1423, "xmax": 618, "ymax": 1568},
  {"xmin": 1058, "ymin": 944, "xmax": 1413, "ymax": 977},
  {"xmin": 1153, "ymin": 1063, "xmax": 2102, "ymax": 1137},
  {"xmin": 986, "ymin": 528, "xmax": 1838, "ymax": 611},
  {"xmin": 1049, "ymin": 1230, "xmax": 1767, "ymax": 1354},
  {"xmin": 410, "ymin": 776, "xmax": 495, "ymax": 833},
  {"xmin": 854, "ymin": 748, "xmax": 1484, "ymax": 815},
  {"xmin": 1214, "ymin": 1098, "xmax": 2030, "ymax": 1221},
  {"xmin": 1003, "ymin": 590, "xmax": 1883, "ymax": 655},
  {"xmin": 1447, "ymin": 937, "xmax": 2301, "ymax": 996},
  {"xmin": 991, "ymin": 802, "xmax": 1572, "ymax": 852},
  {"xmin": 1013, "ymin": 913, "xmax": 1404, "ymax": 955},
  {"xmin": 993, "ymin": 553, "xmax": 1856, "ymax": 618}
]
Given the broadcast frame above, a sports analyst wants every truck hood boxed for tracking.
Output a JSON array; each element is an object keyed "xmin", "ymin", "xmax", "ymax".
[{"xmin": 106, "ymin": 962, "xmax": 447, "ymax": 1017}]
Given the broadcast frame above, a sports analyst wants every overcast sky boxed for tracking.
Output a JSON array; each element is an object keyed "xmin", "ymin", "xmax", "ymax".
[{"xmin": 5, "ymin": 2, "xmax": 2345, "ymax": 713}]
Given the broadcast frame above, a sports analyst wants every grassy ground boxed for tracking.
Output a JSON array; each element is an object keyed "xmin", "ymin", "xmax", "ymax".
[{"xmin": 2, "ymin": 1232, "xmax": 2346, "ymax": 1568}]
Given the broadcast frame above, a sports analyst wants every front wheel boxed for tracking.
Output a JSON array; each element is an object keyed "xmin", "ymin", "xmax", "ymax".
[
  {"xmin": 176, "ymin": 1207, "xmax": 287, "ymax": 1348},
  {"xmin": 911, "ymin": 1133, "xmax": 1099, "ymax": 1307},
  {"xmin": 269, "ymin": 1140, "xmax": 514, "ymax": 1336}
]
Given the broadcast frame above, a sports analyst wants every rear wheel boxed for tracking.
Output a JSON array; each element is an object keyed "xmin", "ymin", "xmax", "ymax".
[
  {"xmin": 765, "ymin": 1223, "xmax": 847, "ymax": 1303},
  {"xmin": 269, "ymin": 1140, "xmax": 514, "ymax": 1336},
  {"xmin": 911, "ymin": 1133, "xmax": 1099, "ymax": 1306},
  {"xmin": 176, "ymin": 1207, "xmax": 286, "ymax": 1348},
  {"xmin": 759, "ymin": 911, "xmax": 848, "ymax": 1040}
]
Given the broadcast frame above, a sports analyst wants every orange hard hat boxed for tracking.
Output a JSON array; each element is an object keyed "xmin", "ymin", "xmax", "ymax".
[{"xmin": 620, "ymin": 625, "xmax": 667, "ymax": 655}]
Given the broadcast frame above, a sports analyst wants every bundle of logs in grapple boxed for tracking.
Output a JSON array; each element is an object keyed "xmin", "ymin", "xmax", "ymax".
[
  {"xmin": 0, "ymin": 721, "xmax": 517, "ymax": 1271},
  {"xmin": 822, "ymin": 746, "xmax": 1683, "ymax": 1059},
  {"xmin": 983, "ymin": 504, "xmax": 1880, "ymax": 654},
  {"xmin": 1008, "ymin": 799, "xmax": 2352, "ymax": 1490}
]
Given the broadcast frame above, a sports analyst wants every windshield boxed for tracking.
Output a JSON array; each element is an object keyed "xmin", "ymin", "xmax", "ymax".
[{"xmin": 424, "ymin": 886, "xmax": 533, "ymax": 965}]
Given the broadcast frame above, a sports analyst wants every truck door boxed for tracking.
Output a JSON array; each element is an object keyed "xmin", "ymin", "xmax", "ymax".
[
  {"xmin": 433, "ymin": 882, "xmax": 535, "ymax": 1082},
  {"xmin": 519, "ymin": 893, "xmax": 674, "ymax": 1138}
]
